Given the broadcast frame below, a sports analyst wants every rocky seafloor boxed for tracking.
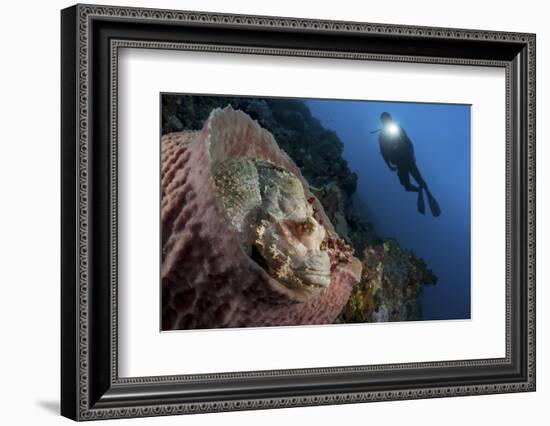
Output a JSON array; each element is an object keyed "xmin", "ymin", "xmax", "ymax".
[{"xmin": 162, "ymin": 95, "xmax": 437, "ymax": 324}]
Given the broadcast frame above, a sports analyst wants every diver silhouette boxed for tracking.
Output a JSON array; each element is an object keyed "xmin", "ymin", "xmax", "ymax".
[{"xmin": 374, "ymin": 112, "xmax": 441, "ymax": 217}]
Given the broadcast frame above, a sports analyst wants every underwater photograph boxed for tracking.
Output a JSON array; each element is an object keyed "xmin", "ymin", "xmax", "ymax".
[{"xmin": 160, "ymin": 94, "xmax": 471, "ymax": 331}]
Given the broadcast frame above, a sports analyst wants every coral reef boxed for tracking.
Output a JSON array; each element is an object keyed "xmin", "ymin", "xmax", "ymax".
[
  {"xmin": 310, "ymin": 182, "xmax": 351, "ymax": 243},
  {"xmin": 337, "ymin": 240, "xmax": 437, "ymax": 323},
  {"xmin": 311, "ymin": 182, "xmax": 381, "ymax": 254},
  {"xmin": 161, "ymin": 106, "xmax": 362, "ymax": 330}
]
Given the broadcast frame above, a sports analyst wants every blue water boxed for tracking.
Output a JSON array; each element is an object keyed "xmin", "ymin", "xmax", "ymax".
[{"xmin": 307, "ymin": 99, "xmax": 471, "ymax": 320}]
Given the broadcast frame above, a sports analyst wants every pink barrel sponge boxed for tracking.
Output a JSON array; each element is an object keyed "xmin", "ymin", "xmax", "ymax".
[{"xmin": 161, "ymin": 106, "xmax": 362, "ymax": 330}]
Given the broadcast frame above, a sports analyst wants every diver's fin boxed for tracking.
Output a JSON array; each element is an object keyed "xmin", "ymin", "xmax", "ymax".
[
  {"xmin": 427, "ymin": 191, "xmax": 441, "ymax": 217},
  {"xmin": 417, "ymin": 190, "xmax": 426, "ymax": 215}
]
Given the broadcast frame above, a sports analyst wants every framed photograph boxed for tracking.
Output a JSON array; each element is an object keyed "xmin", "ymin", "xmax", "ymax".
[{"xmin": 61, "ymin": 4, "xmax": 536, "ymax": 421}]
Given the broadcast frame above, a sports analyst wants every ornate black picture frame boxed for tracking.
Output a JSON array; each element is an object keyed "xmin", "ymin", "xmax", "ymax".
[{"xmin": 61, "ymin": 4, "xmax": 536, "ymax": 421}]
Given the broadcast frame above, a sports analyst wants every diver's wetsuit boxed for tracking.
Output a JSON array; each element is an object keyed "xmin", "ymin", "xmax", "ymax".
[
  {"xmin": 377, "ymin": 121, "xmax": 441, "ymax": 217},
  {"xmin": 378, "ymin": 126, "xmax": 425, "ymax": 193}
]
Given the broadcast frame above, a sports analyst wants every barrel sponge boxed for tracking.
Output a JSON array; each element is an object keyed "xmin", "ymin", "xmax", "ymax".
[{"xmin": 161, "ymin": 106, "xmax": 361, "ymax": 330}]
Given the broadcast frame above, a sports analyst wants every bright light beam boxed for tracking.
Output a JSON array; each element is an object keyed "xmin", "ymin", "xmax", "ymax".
[{"xmin": 385, "ymin": 122, "xmax": 400, "ymax": 136}]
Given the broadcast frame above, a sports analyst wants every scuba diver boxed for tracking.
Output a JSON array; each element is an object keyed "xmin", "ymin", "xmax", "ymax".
[{"xmin": 372, "ymin": 112, "xmax": 441, "ymax": 217}]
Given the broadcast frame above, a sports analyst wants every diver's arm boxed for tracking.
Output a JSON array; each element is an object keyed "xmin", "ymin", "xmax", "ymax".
[
  {"xmin": 379, "ymin": 138, "xmax": 397, "ymax": 171},
  {"xmin": 385, "ymin": 160, "xmax": 397, "ymax": 171}
]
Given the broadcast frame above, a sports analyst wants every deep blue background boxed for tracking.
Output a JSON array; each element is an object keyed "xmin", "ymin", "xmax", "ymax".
[{"xmin": 307, "ymin": 99, "xmax": 471, "ymax": 320}]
